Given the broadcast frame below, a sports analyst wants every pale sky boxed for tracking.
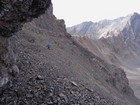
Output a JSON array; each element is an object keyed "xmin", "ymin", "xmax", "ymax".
[{"xmin": 52, "ymin": 0, "xmax": 140, "ymax": 27}]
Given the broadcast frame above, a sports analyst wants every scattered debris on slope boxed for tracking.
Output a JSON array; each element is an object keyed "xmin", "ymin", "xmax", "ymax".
[
  {"xmin": 0, "ymin": 0, "xmax": 139, "ymax": 105},
  {"xmin": 0, "ymin": 0, "xmax": 51, "ymax": 96}
]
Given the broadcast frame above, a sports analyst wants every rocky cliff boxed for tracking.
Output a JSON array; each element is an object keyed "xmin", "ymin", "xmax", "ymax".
[
  {"xmin": 0, "ymin": 0, "xmax": 51, "ymax": 95},
  {"xmin": 0, "ymin": 0, "xmax": 139, "ymax": 105},
  {"xmin": 0, "ymin": 0, "xmax": 51, "ymax": 37}
]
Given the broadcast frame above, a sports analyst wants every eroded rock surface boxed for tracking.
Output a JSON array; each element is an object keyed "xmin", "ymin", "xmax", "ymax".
[
  {"xmin": 0, "ymin": 0, "xmax": 51, "ymax": 93},
  {"xmin": 0, "ymin": 0, "xmax": 51, "ymax": 37}
]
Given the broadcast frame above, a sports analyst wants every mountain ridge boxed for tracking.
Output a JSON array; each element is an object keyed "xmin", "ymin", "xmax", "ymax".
[
  {"xmin": 67, "ymin": 12, "xmax": 140, "ymax": 98},
  {"xmin": 67, "ymin": 12, "xmax": 140, "ymax": 39}
]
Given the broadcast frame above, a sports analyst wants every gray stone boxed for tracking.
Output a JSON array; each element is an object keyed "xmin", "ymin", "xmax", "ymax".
[
  {"xmin": 36, "ymin": 75, "xmax": 44, "ymax": 80},
  {"xmin": 9, "ymin": 65, "xmax": 19, "ymax": 77},
  {"xmin": 70, "ymin": 81, "xmax": 78, "ymax": 87},
  {"xmin": 59, "ymin": 93, "xmax": 68, "ymax": 102},
  {"xmin": 0, "ymin": 77, "xmax": 9, "ymax": 87}
]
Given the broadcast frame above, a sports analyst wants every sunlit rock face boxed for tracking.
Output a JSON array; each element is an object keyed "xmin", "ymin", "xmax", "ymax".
[{"xmin": 0, "ymin": 0, "xmax": 51, "ymax": 37}]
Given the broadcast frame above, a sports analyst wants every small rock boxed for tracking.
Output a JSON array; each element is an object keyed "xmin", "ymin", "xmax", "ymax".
[
  {"xmin": 70, "ymin": 81, "xmax": 78, "ymax": 86},
  {"xmin": 26, "ymin": 94, "xmax": 33, "ymax": 98},
  {"xmin": 46, "ymin": 101, "xmax": 54, "ymax": 104},
  {"xmin": 86, "ymin": 87, "xmax": 93, "ymax": 92},
  {"xmin": 59, "ymin": 93, "xmax": 65, "ymax": 97},
  {"xmin": 96, "ymin": 95, "xmax": 100, "ymax": 100},
  {"xmin": 36, "ymin": 75, "xmax": 43, "ymax": 80},
  {"xmin": 41, "ymin": 103, "xmax": 48, "ymax": 105},
  {"xmin": 9, "ymin": 65, "xmax": 19, "ymax": 77},
  {"xmin": 70, "ymin": 91, "xmax": 75, "ymax": 95},
  {"xmin": 0, "ymin": 77, "xmax": 9, "ymax": 87},
  {"xmin": 59, "ymin": 93, "xmax": 68, "ymax": 102}
]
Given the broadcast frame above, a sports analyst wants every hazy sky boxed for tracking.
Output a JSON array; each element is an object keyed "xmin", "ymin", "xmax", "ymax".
[{"xmin": 52, "ymin": 0, "xmax": 140, "ymax": 27}]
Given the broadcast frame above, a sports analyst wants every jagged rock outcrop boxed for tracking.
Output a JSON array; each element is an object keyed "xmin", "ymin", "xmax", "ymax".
[
  {"xmin": 0, "ymin": 0, "xmax": 51, "ymax": 37},
  {"xmin": 0, "ymin": 0, "xmax": 51, "ymax": 94}
]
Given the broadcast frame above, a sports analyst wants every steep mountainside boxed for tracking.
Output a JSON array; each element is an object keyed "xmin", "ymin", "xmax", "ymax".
[
  {"xmin": 67, "ymin": 12, "xmax": 140, "ymax": 98},
  {"xmin": 0, "ymin": 1, "xmax": 139, "ymax": 105}
]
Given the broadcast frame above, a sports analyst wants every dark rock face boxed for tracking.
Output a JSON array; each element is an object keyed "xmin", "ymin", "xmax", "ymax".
[
  {"xmin": 0, "ymin": 0, "xmax": 51, "ymax": 37},
  {"xmin": 0, "ymin": 0, "xmax": 51, "ymax": 94}
]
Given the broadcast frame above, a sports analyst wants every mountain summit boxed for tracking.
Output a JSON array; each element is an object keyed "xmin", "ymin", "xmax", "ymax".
[{"xmin": 67, "ymin": 12, "xmax": 140, "ymax": 39}]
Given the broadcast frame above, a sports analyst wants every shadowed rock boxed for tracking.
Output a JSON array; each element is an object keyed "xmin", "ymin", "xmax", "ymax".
[
  {"xmin": 0, "ymin": 0, "xmax": 51, "ymax": 93},
  {"xmin": 0, "ymin": 0, "xmax": 51, "ymax": 37}
]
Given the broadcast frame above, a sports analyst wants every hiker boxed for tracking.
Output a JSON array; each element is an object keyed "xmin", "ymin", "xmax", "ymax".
[{"xmin": 47, "ymin": 43, "xmax": 51, "ymax": 50}]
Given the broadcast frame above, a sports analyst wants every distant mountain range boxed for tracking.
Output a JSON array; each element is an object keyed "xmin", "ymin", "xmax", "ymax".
[{"xmin": 67, "ymin": 12, "xmax": 140, "ymax": 98}]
